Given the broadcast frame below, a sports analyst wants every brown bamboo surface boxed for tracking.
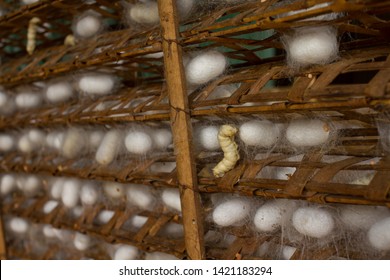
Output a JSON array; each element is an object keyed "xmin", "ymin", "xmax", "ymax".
[
  {"xmin": 2, "ymin": 193, "xmax": 186, "ymax": 259},
  {"xmin": 158, "ymin": 0, "xmax": 205, "ymax": 259}
]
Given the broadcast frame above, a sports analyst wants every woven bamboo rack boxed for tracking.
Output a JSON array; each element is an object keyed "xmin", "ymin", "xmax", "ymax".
[{"xmin": 0, "ymin": 0, "xmax": 390, "ymax": 260}]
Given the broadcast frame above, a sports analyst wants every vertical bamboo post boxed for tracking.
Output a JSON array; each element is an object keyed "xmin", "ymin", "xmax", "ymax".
[
  {"xmin": 0, "ymin": 215, "xmax": 7, "ymax": 260},
  {"xmin": 157, "ymin": 0, "xmax": 205, "ymax": 259}
]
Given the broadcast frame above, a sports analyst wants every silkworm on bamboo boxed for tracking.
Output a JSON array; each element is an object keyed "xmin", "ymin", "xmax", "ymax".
[
  {"xmin": 212, "ymin": 124, "xmax": 240, "ymax": 178},
  {"xmin": 26, "ymin": 17, "xmax": 41, "ymax": 55}
]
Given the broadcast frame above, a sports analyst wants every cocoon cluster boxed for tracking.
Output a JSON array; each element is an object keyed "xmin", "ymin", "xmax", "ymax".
[
  {"xmin": 286, "ymin": 118, "xmax": 330, "ymax": 148},
  {"xmin": 16, "ymin": 174, "xmax": 42, "ymax": 196},
  {"xmin": 15, "ymin": 91, "xmax": 42, "ymax": 109},
  {"xmin": 212, "ymin": 198, "xmax": 251, "ymax": 227},
  {"xmin": 18, "ymin": 129, "xmax": 45, "ymax": 153},
  {"xmin": 185, "ymin": 51, "xmax": 228, "ymax": 85},
  {"xmin": 73, "ymin": 11, "xmax": 102, "ymax": 39}
]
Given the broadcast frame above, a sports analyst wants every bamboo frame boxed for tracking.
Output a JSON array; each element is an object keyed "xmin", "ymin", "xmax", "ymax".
[{"xmin": 158, "ymin": 0, "xmax": 205, "ymax": 260}]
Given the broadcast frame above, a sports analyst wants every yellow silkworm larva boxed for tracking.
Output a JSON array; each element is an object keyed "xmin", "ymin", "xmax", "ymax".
[
  {"xmin": 212, "ymin": 124, "xmax": 240, "ymax": 178},
  {"xmin": 26, "ymin": 17, "xmax": 41, "ymax": 55}
]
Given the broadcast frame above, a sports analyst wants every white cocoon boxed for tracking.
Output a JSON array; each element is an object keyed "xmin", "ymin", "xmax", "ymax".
[
  {"xmin": 42, "ymin": 224, "xmax": 56, "ymax": 238},
  {"xmin": 45, "ymin": 82, "xmax": 74, "ymax": 103},
  {"xmin": 0, "ymin": 174, "xmax": 16, "ymax": 196},
  {"xmin": 162, "ymin": 188, "xmax": 181, "ymax": 212},
  {"xmin": 46, "ymin": 131, "xmax": 65, "ymax": 151},
  {"xmin": 61, "ymin": 128, "xmax": 85, "ymax": 158},
  {"xmin": 144, "ymin": 252, "xmax": 179, "ymax": 260},
  {"xmin": 126, "ymin": 184, "xmax": 155, "ymax": 210},
  {"xmin": 95, "ymin": 130, "xmax": 122, "ymax": 165},
  {"xmin": 18, "ymin": 129, "xmax": 45, "ymax": 153},
  {"xmin": 0, "ymin": 91, "xmax": 8, "ymax": 108},
  {"xmin": 80, "ymin": 183, "xmax": 99, "ymax": 206},
  {"xmin": 275, "ymin": 167, "xmax": 296, "ymax": 180},
  {"xmin": 15, "ymin": 92, "xmax": 42, "ymax": 109},
  {"xmin": 61, "ymin": 179, "xmax": 80, "ymax": 208},
  {"xmin": 253, "ymin": 199, "xmax": 296, "ymax": 232},
  {"xmin": 367, "ymin": 217, "xmax": 390, "ymax": 251},
  {"xmin": 0, "ymin": 134, "xmax": 14, "ymax": 152},
  {"xmin": 43, "ymin": 200, "xmax": 59, "ymax": 214},
  {"xmin": 103, "ymin": 182, "xmax": 124, "ymax": 199},
  {"xmin": 212, "ymin": 198, "xmax": 250, "ymax": 227},
  {"xmin": 74, "ymin": 232, "xmax": 91, "ymax": 251},
  {"xmin": 239, "ymin": 120, "xmax": 280, "ymax": 147},
  {"xmin": 152, "ymin": 128, "xmax": 172, "ymax": 150},
  {"xmin": 75, "ymin": 14, "xmax": 102, "ymax": 38},
  {"xmin": 50, "ymin": 178, "xmax": 65, "ymax": 199},
  {"xmin": 129, "ymin": 215, "xmax": 148, "ymax": 228},
  {"xmin": 292, "ymin": 207, "xmax": 334, "ymax": 238},
  {"xmin": 207, "ymin": 84, "xmax": 236, "ymax": 100},
  {"xmin": 17, "ymin": 175, "xmax": 41, "ymax": 195},
  {"xmin": 185, "ymin": 51, "xmax": 227, "ymax": 85},
  {"xmin": 197, "ymin": 126, "xmax": 220, "ymax": 151},
  {"xmin": 125, "ymin": 130, "xmax": 153, "ymax": 155},
  {"xmin": 177, "ymin": 0, "xmax": 194, "ymax": 19},
  {"xmin": 89, "ymin": 130, "xmax": 105, "ymax": 149},
  {"xmin": 97, "ymin": 210, "xmax": 115, "ymax": 224},
  {"xmin": 129, "ymin": 2, "xmax": 159, "ymax": 25},
  {"xmin": 78, "ymin": 74, "xmax": 116, "ymax": 96},
  {"xmin": 340, "ymin": 205, "xmax": 390, "ymax": 230},
  {"xmin": 286, "ymin": 119, "xmax": 330, "ymax": 147},
  {"xmin": 283, "ymin": 26, "xmax": 339, "ymax": 67},
  {"xmin": 113, "ymin": 245, "xmax": 139, "ymax": 260},
  {"xmin": 9, "ymin": 217, "xmax": 29, "ymax": 234},
  {"xmin": 22, "ymin": 0, "xmax": 39, "ymax": 4},
  {"xmin": 161, "ymin": 223, "xmax": 184, "ymax": 238}
]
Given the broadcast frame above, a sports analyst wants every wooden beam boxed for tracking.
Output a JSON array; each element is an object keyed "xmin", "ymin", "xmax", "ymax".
[
  {"xmin": 158, "ymin": 0, "xmax": 205, "ymax": 260},
  {"xmin": 0, "ymin": 215, "xmax": 7, "ymax": 260}
]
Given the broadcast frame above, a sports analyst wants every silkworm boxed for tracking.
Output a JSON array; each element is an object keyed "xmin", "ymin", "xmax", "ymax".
[
  {"xmin": 26, "ymin": 17, "xmax": 41, "ymax": 55},
  {"xmin": 212, "ymin": 124, "xmax": 240, "ymax": 178}
]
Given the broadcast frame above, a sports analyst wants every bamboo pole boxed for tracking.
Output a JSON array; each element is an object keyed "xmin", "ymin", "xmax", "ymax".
[
  {"xmin": 0, "ymin": 215, "xmax": 7, "ymax": 260},
  {"xmin": 158, "ymin": 0, "xmax": 205, "ymax": 259}
]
